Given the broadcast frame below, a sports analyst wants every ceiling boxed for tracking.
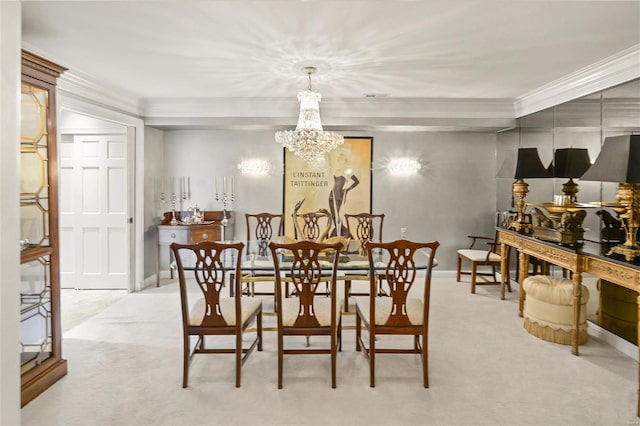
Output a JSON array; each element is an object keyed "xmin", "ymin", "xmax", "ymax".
[{"xmin": 21, "ymin": 0, "xmax": 640, "ymax": 130}]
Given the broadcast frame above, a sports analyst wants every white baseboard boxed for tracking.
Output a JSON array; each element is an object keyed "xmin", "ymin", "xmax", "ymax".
[{"xmin": 588, "ymin": 320, "xmax": 638, "ymax": 361}]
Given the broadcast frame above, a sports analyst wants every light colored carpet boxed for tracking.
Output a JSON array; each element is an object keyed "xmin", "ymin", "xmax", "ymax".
[
  {"xmin": 22, "ymin": 276, "xmax": 638, "ymax": 426},
  {"xmin": 61, "ymin": 289, "xmax": 128, "ymax": 332}
]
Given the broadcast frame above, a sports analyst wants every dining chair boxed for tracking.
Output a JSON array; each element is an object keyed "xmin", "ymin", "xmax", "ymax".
[
  {"xmin": 343, "ymin": 213, "xmax": 386, "ymax": 311},
  {"xmin": 245, "ymin": 212, "xmax": 284, "ymax": 256},
  {"xmin": 344, "ymin": 213, "xmax": 385, "ymax": 255},
  {"xmin": 171, "ymin": 241, "xmax": 263, "ymax": 388},
  {"xmin": 244, "ymin": 212, "xmax": 284, "ymax": 301},
  {"xmin": 355, "ymin": 239, "xmax": 439, "ymax": 387},
  {"xmin": 268, "ymin": 239, "xmax": 344, "ymax": 388},
  {"xmin": 293, "ymin": 210, "xmax": 332, "ymax": 241},
  {"xmin": 456, "ymin": 212, "xmax": 514, "ymax": 295}
]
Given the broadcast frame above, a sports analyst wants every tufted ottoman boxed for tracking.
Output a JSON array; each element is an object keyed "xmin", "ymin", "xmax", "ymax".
[{"xmin": 522, "ymin": 275, "xmax": 589, "ymax": 345}]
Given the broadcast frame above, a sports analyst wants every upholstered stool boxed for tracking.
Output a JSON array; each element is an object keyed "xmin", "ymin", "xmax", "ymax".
[{"xmin": 522, "ymin": 275, "xmax": 589, "ymax": 345}]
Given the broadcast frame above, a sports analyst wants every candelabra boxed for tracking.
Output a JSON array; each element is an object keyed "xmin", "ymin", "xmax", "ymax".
[
  {"xmin": 170, "ymin": 193, "xmax": 178, "ymax": 225},
  {"xmin": 215, "ymin": 176, "xmax": 235, "ymax": 226},
  {"xmin": 159, "ymin": 176, "xmax": 190, "ymax": 225}
]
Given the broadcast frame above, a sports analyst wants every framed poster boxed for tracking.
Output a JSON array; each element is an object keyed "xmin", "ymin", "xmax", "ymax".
[{"xmin": 283, "ymin": 136, "xmax": 373, "ymax": 238}]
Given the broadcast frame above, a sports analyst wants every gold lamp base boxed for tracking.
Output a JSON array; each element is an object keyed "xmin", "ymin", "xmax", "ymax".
[
  {"xmin": 607, "ymin": 183, "xmax": 640, "ymax": 262},
  {"xmin": 509, "ymin": 179, "xmax": 533, "ymax": 235},
  {"xmin": 608, "ymin": 245, "xmax": 640, "ymax": 262}
]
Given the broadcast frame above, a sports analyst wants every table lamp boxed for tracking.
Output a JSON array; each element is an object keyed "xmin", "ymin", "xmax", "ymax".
[
  {"xmin": 497, "ymin": 147, "xmax": 551, "ymax": 234},
  {"xmin": 581, "ymin": 135, "xmax": 640, "ymax": 261},
  {"xmin": 548, "ymin": 148, "xmax": 592, "ymax": 203}
]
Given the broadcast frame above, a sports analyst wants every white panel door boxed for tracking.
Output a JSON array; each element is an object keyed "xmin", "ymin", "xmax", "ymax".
[{"xmin": 59, "ymin": 134, "xmax": 129, "ymax": 289}]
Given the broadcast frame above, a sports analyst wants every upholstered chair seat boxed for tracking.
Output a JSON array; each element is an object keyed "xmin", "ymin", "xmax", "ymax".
[
  {"xmin": 190, "ymin": 297, "xmax": 262, "ymax": 326},
  {"xmin": 355, "ymin": 297, "xmax": 424, "ymax": 326},
  {"xmin": 457, "ymin": 249, "xmax": 501, "ymax": 263},
  {"xmin": 280, "ymin": 297, "xmax": 343, "ymax": 327}
]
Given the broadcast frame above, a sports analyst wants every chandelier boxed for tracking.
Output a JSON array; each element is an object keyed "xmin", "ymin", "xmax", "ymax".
[{"xmin": 275, "ymin": 66, "xmax": 343, "ymax": 164}]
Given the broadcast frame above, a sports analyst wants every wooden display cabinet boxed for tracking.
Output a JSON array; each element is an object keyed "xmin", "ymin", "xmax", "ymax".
[{"xmin": 20, "ymin": 51, "xmax": 67, "ymax": 406}]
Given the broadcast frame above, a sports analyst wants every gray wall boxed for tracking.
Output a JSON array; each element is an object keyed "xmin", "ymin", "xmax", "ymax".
[
  {"xmin": 144, "ymin": 126, "xmax": 164, "ymax": 278},
  {"xmin": 151, "ymin": 129, "xmax": 498, "ymax": 272}
]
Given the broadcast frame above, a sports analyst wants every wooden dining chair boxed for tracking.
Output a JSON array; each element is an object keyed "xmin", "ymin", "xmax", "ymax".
[
  {"xmin": 456, "ymin": 211, "xmax": 513, "ymax": 295},
  {"xmin": 344, "ymin": 213, "xmax": 385, "ymax": 255},
  {"xmin": 171, "ymin": 241, "xmax": 263, "ymax": 388},
  {"xmin": 245, "ymin": 212, "xmax": 284, "ymax": 257},
  {"xmin": 293, "ymin": 210, "xmax": 332, "ymax": 241},
  {"xmin": 343, "ymin": 213, "xmax": 386, "ymax": 310},
  {"xmin": 355, "ymin": 239, "xmax": 439, "ymax": 387},
  {"xmin": 244, "ymin": 213, "xmax": 284, "ymax": 300},
  {"xmin": 268, "ymin": 239, "xmax": 344, "ymax": 389}
]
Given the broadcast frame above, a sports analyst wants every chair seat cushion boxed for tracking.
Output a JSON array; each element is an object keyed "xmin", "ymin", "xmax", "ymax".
[
  {"xmin": 189, "ymin": 297, "xmax": 262, "ymax": 326},
  {"xmin": 280, "ymin": 297, "xmax": 342, "ymax": 327},
  {"xmin": 355, "ymin": 297, "xmax": 424, "ymax": 325},
  {"xmin": 457, "ymin": 249, "xmax": 500, "ymax": 262}
]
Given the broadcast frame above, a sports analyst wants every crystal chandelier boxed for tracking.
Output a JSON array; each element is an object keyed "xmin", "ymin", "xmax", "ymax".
[{"xmin": 275, "ymin": 67, "xmax": 343, "ymax": 164}]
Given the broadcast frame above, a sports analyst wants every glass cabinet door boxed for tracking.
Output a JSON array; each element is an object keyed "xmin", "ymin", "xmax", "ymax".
[{"xmin": 20, "ymin": 50, "xmax": 67, "ymax": 407}]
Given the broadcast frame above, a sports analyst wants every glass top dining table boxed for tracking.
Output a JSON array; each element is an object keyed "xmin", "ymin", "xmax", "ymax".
[{"xmin": 226, "ymin": 240, "xmax": 438, "ymax": 297}]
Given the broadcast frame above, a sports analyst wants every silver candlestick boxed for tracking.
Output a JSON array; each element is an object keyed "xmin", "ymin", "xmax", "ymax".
[{"xmin": 170, "ymin": 193, "xmax": 178, "ymax": 225}]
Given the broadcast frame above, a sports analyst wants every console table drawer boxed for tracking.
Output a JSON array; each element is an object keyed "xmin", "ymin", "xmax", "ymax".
[
  {"xmin": 190, "ymin": 228, "xmax": 221, "ymax": 243},
  {"xmin": 158, "ymin": 228, "xmax": 189, "ymax": 245}
]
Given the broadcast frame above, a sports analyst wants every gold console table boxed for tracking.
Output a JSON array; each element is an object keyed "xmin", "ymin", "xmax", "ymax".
[{"xmin": 497, "ymin": 228, "xmax": 640, "ymax": 416}]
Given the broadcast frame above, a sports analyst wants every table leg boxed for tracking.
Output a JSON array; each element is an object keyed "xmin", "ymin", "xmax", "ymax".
[
  {"xmin": 518, "ymin": 251, "xmax": 529, "ymax": 317},
  {"xmin": 344, "ymin": 280, "xmax": 351, "ymax": 312},
  {"xmin": 500, "ymin": 243, "xmax": 509, "ymax": 300},
  {"xmin": 571, "ymin": 271, "xmax": 582, "ymax": 356}
]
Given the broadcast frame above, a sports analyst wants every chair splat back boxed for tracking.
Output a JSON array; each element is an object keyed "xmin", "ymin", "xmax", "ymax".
[
  {"xmin": 345, "ymin": 213, "xmax": 384, "ymax": 253},
  {"xmin": 295, "ymin": 211, "xmax": 332, "ymax": 241},
  {"xmin": 173, "ymin": 241, "xmax": 243, "ymax": 327},
  {"xmin": 271, "ymin": 241, "xmax": 342, "ymax": 328},
  {"xmin": 380, "ymin": 245, "xmax": 417, "ymax": 327},
  {"xmin": 245, "ymin": 213, "xmax": 283, "ymax": 256}
]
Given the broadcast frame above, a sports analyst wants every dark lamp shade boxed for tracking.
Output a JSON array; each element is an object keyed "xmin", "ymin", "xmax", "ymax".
[
  {"xmin": 549, "ymin": 148, "xmax": 591, "ymax": 178},
  {"xmin": 580, "ymin": 135, "xmax": 640, "ymax": 183},
  {"xmin": 497, "ymin": 148, "xmax": 551, "ymax": 179}
]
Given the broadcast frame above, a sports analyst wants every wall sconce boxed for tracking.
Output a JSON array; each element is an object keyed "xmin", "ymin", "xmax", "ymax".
[
  {"xmin": 238, "ymin": 159, "xmax": 270, "ymax": 176},
  {"xmin": 388, "ymin": 158, "xmax": 421, "ymax": 175}
]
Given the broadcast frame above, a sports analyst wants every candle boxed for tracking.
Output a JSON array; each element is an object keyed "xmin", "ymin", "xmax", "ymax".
[
  {"xmin": 223, "ymin": 176, "xmax": 227, "ymax": 194},
  {"xmin": 171, "ymin": 176, "xmax": 175, "ymax": 194},
  {"xmin": 181, "ymin": 176, "xmax": 185, "ymax": 195},
  {"xmin": 187, "ymin": 176, "xmax": 191, "ymax": 198},
  {"xmin": 231, "ymin": 176, "xmax": 235, "ymax": 196},
  {"xmin": 215, "ymin": 176, "xmax": 218, "ymax": 194},
  {"xmin": 160, "ymin": 176, "xmax": 165, "ymax": 193}
]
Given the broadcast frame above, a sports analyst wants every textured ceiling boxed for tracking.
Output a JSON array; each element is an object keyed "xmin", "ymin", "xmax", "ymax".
[{"xmin": 21, "ymin": 0, "xmax": 640, "ymax": 106}]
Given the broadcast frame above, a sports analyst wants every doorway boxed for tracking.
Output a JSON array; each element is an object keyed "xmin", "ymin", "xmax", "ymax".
[{"xmin": 58, "ymin": 110, "xmax": 130, "ymax": 291}]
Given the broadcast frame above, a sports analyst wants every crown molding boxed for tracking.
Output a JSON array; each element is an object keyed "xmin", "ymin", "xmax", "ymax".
[
  {"xmin": 57, "ymin": 71, "xmax": 143, "ymax": 117},
  {"xmin": 142, "ymin": 97, "xmax": 515, "ymax": 122},
  {"xmin": 143, "ymin": 115, "xmax": 515, "ymax": 133},
  {"xmin": 514, "ymin": 44, "xmax": 640, "ymax": 118}
]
